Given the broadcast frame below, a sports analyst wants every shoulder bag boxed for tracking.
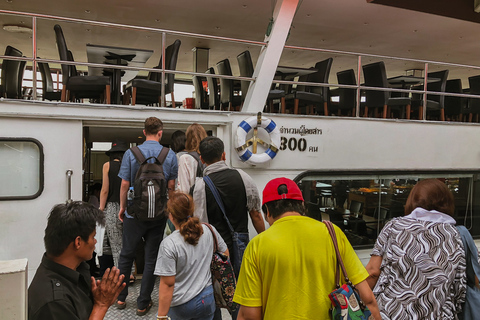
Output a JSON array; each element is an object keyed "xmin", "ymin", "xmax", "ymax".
[
  {"xmin": 323, "ymin": 220, "xmax": 373, "ymax": 320},
  {"xmin": 203, "ymin": 223, "xmax": 239, "ymax": 314},
  {"xmin": 456, "ymin": 225, "xmax": 480, "ymax": 320},
  {"xmin": 203, "ymin": 175, "xmax": 249, "ymax": 277}
]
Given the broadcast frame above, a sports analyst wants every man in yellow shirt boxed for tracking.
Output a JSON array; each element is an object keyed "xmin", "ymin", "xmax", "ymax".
[{"xmin": 233, "ymin": 177, "xmax": 381, "ymax": 320}]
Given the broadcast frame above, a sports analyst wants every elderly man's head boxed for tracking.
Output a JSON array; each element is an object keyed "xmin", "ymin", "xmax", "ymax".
[{"xmin": 261, "ymin": 177, "xmax": 305, "ymax": 219}]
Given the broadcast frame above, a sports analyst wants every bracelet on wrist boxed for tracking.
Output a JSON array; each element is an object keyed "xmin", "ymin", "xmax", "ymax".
[{"xmin": 157, "ymin": 316, "xmax": 171, "ymax": 320}]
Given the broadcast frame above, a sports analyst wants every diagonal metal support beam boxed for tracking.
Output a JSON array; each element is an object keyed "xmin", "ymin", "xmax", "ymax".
[{"xmin": 242, "ymin": 0, "xmax": 299, "ymax": 113}]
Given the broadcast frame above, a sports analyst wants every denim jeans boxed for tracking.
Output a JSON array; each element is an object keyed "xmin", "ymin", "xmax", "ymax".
[
  {"xmin": 167, "ymin": 285, "xmax": 215, "ymax": 320},
  {"xmin": 231, "ymin": 232, "xmax": 249, "ymax": 279},
  {"xmin": 117, "ymin": 217, "xmax": 166, "ymax": 309}
]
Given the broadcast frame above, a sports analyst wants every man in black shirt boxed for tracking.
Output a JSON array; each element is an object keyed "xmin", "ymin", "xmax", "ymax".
[
  {"xmin": 28, "ymin": 201, "xmax": 125, "ymax": 320},
  {"xmin": 192, "ymin": 136, "xmax": 265, "ymax": 320}
]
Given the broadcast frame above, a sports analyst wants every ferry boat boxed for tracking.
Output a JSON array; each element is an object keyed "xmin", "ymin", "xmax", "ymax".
[{"xmin": 1, "ymin": 0, "xmax": 480, "ymax": 318}]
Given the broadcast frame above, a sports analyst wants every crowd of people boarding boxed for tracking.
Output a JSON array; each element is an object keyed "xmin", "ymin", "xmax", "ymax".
[{"xmin": 27, "ymin": 116, "xmax": 478, "ymax": 320}]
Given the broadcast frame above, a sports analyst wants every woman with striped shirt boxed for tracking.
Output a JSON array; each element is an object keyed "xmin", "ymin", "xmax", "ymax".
[{"xmin": 366, "ymin": 179, "xmax": 467, "ymax": 320}]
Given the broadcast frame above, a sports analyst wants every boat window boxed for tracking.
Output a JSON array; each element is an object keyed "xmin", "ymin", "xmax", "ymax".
[
  {"xmin": 0, "ymin": 139, "xmax": 44, "ymax": 200},
  {"xmin": 295, "ymin": 171, "xmax": 478, "ymax": 249}
]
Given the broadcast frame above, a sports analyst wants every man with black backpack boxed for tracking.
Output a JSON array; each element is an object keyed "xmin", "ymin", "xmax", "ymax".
[{"xmin": 116, "ymin": 117, "xmax": 178, "ymax": 316}]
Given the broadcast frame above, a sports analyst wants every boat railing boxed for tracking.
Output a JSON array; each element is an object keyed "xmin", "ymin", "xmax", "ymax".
[{"xmin": 0, "ymin": 9, "xmax": 479, "ymax": 121}]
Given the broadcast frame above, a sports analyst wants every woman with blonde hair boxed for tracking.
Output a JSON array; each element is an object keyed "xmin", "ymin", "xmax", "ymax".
[
  {"xmin": 177, "ymin": 123, "xmax": 207, "ymax": 193},
  {"xmin": 154, "ymin": 191, "xmax": 228, "ymax": 320},
  {"xmin": 366, "ymin": 179, "xmax": 466, "ymax": 319}
]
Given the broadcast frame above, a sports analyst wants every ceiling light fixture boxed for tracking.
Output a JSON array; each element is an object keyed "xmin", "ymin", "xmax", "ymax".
[{"xmin": 2, "ymin": 24, "xmax": 32, "ymax": 34}]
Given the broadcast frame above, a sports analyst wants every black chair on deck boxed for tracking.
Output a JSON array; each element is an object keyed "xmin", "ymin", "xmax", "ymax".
[
  {"xmin": 54, "ymin": 24, "xmax": 111, "ymax": 104},
  {"xmin": 362, "ymin": 61, "xmax": 411, "ymax": 119},
  {"xmin": 328, "ymin": 209, "xmax": 345, "ymax": 231},
  {"xmin": 467, "ymin": 75, "xmax": 480, "ymax": 122},
  {"xmin": 444, "ymin": 79, "xmax": 463, "ymax": 121},
  {"xmin": 216, "ymin": 59, "xmax": 241, "ymax": 111},
  {"xmin": 193, "ymin": 75, "xmax": 208, "ymax": 109},
  {"xmin": 124, "ymin": 39, "xmax": 181, "ymax": 107},
  {"xmin": 285, "ymin": 58, "xmax": 333, "ymax": 115},
  {"xmin": 236, "ymin": 50, "xmax": 285, "ymax": 112},
  {"xmin": 0, "ymin": 45, "xmax": 26, "ymax": 99},
  {"xmin": 349, "ymin": 200, "xmax": 364, "ymax": 216},
  {"xmin": 411, "ymin": 70, "xmax": 449, "ymax": 121},
  {"xmin": 336, "ymin": 69, "xmax": 357, "ymax": 116},
  {"xmin": 205, "ymin": 67, "xmax": 220, "ymax": 110},
  {"xmin": 38, "ymin": 61, "xmax": 62, "ymax": 101}
]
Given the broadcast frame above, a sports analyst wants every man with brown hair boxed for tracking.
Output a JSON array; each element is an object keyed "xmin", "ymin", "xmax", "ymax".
[{"xmin": 116, "ymin": 117, "xmax": 178, "ymax": 316}]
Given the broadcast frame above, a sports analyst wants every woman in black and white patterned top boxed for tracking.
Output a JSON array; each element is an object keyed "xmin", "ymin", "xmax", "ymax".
[{"xmin": 366, "ymin": 179, "xmax": 466, "ymax": 320}]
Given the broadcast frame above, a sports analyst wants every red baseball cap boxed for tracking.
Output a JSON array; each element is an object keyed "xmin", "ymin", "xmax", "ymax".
[{"xmin": 262, "ymin": 177, "xmax": 304, "ymax": 206}]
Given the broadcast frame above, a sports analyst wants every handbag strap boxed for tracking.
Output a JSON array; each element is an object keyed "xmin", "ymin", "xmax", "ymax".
[
  {"xmin": 324, "ymin": 220, "xmax": 350, "ymax": 286},
  {"xmin": 203, "ymin": 223, "xmax": 219, "ymax": 253},
  {"xmin": 457, "ymin": 226, "xmax": 480, "ymax": 283},
  {"xmin": 203, "ymin": 175, "xmax": 235, "ymax": 234}
]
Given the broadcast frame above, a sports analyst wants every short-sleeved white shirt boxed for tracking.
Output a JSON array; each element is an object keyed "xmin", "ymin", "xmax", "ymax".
[{"xmin": 154, "ymin": 224, "xmax": 227, "ymax": 306}]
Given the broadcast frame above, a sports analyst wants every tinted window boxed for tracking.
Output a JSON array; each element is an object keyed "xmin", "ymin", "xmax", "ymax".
[{"xmin": 0, "ymin": 139, "xmax": 44, "ymax": 200}]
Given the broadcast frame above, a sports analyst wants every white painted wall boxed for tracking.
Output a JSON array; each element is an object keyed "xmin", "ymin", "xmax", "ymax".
[
  {"xmin": 1, "ymin": 100, "xmax": 480, "ymax": 284},
  {"xmin": 0, "ymin": 117, "xmax": 83, "ymax": 282},
  {"xmin": 230, "ymin": 115, "xmax": 480, "ymax": 171}
]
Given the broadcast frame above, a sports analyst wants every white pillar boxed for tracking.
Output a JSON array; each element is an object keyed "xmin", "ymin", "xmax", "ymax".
[
  {"xmin": 242, "ymin": 0, "xmax": 299, "ymax": 113},
  {"xmin": 0, "ymin": 259, "xmax": 28, "ymax": 320}
]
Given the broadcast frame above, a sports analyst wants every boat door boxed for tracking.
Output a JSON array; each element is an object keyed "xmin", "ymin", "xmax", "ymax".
[{"xmin": 0, "ymin": 116, "xmax": 84, "ymax": 282}]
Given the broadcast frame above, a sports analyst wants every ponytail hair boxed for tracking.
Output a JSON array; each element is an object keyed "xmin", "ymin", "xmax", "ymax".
[{"xmin": 167, "ymin": 191, "xmax": 203, "ymax": 245}]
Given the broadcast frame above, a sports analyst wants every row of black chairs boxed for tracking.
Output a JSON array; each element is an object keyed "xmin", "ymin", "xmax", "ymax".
[
  {"xmin": 345, "ymin": 62, "xmax": 480, "ymax": 122},
  {"xmin": 54, "ymin": 24, "xmax": 182, "ymax": 106},
  {"xmin": 193, "ymin": 50, "xmax": 288, "ymax": 111},
  {"xmin": 2, "ymin": 37, "xmax": 480, "ymax": 121}
]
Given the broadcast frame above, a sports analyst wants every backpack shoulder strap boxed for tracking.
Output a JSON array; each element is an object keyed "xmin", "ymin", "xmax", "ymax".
[
  {"xmin": 188, "ymin": 151, "xmax": 203, "ymax": 177},
  {"xmin": 156, "ymin": 147, "xmax": 170, "ymax": 164},
  {"xmin": 203, "ymin": 175, "xmax": 235, "ymax": 234},
  {"xmin": 130, "ymin": 146, "xmax": 146, "ymax": 164}
]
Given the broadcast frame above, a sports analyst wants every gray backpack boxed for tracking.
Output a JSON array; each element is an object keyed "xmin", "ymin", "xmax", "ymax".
[{"xmin": 129, "ymin": 146, "xmax": 169, "ymax": 221}]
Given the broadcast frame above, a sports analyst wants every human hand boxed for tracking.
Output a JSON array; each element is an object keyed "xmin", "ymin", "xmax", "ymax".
[
  {"xmin": 118, "ymin": 208, "xmax": 125, "ymax": 222},
  {"xmin": 91, "ymin": 267, "xmax": 126, "ymax": 308}
]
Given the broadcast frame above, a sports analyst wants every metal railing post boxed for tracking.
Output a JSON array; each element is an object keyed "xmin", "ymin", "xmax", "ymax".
[
  {"xmin": 423, "ymin": 62, "xmax": 428, "ymax": 121},
  {"xmin": 32, "ymin": 16, "xmax": 37, "ymax": 100},
  {"xmin": 356, "ymin": 55, "xmax": 362, "ymax": 118},
  {"xmin": 161, "ymin": 32, "xmax": 166, "ymax": 108}
]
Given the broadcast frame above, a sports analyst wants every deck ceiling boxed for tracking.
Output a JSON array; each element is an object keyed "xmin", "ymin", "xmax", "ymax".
[{"xmin": 1, "ymin": 0, "xmax": 480, "ymax": 82}]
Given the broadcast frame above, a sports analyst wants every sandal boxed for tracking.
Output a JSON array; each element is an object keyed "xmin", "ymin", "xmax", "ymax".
[
  {"xmin": 129, "ymin": 275, "xmax": 136, "ymax": 284},
  {"xmin": 136, "ymin": 301, "xmax": 153, "ymax": 316},
  {"xmin": 115, "ymin": 300, "xmax": 126, "ymax": 310}
]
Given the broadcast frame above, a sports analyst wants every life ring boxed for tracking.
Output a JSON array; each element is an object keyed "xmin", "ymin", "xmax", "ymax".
[{"xmin": 235, "ymin": 112, "xmax": 280, "ymax": 165}]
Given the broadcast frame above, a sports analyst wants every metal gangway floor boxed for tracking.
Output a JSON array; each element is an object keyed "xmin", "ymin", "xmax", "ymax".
[{"xmin": 105, "ymin": 277, "xmax": 231, "ymax": 320}]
